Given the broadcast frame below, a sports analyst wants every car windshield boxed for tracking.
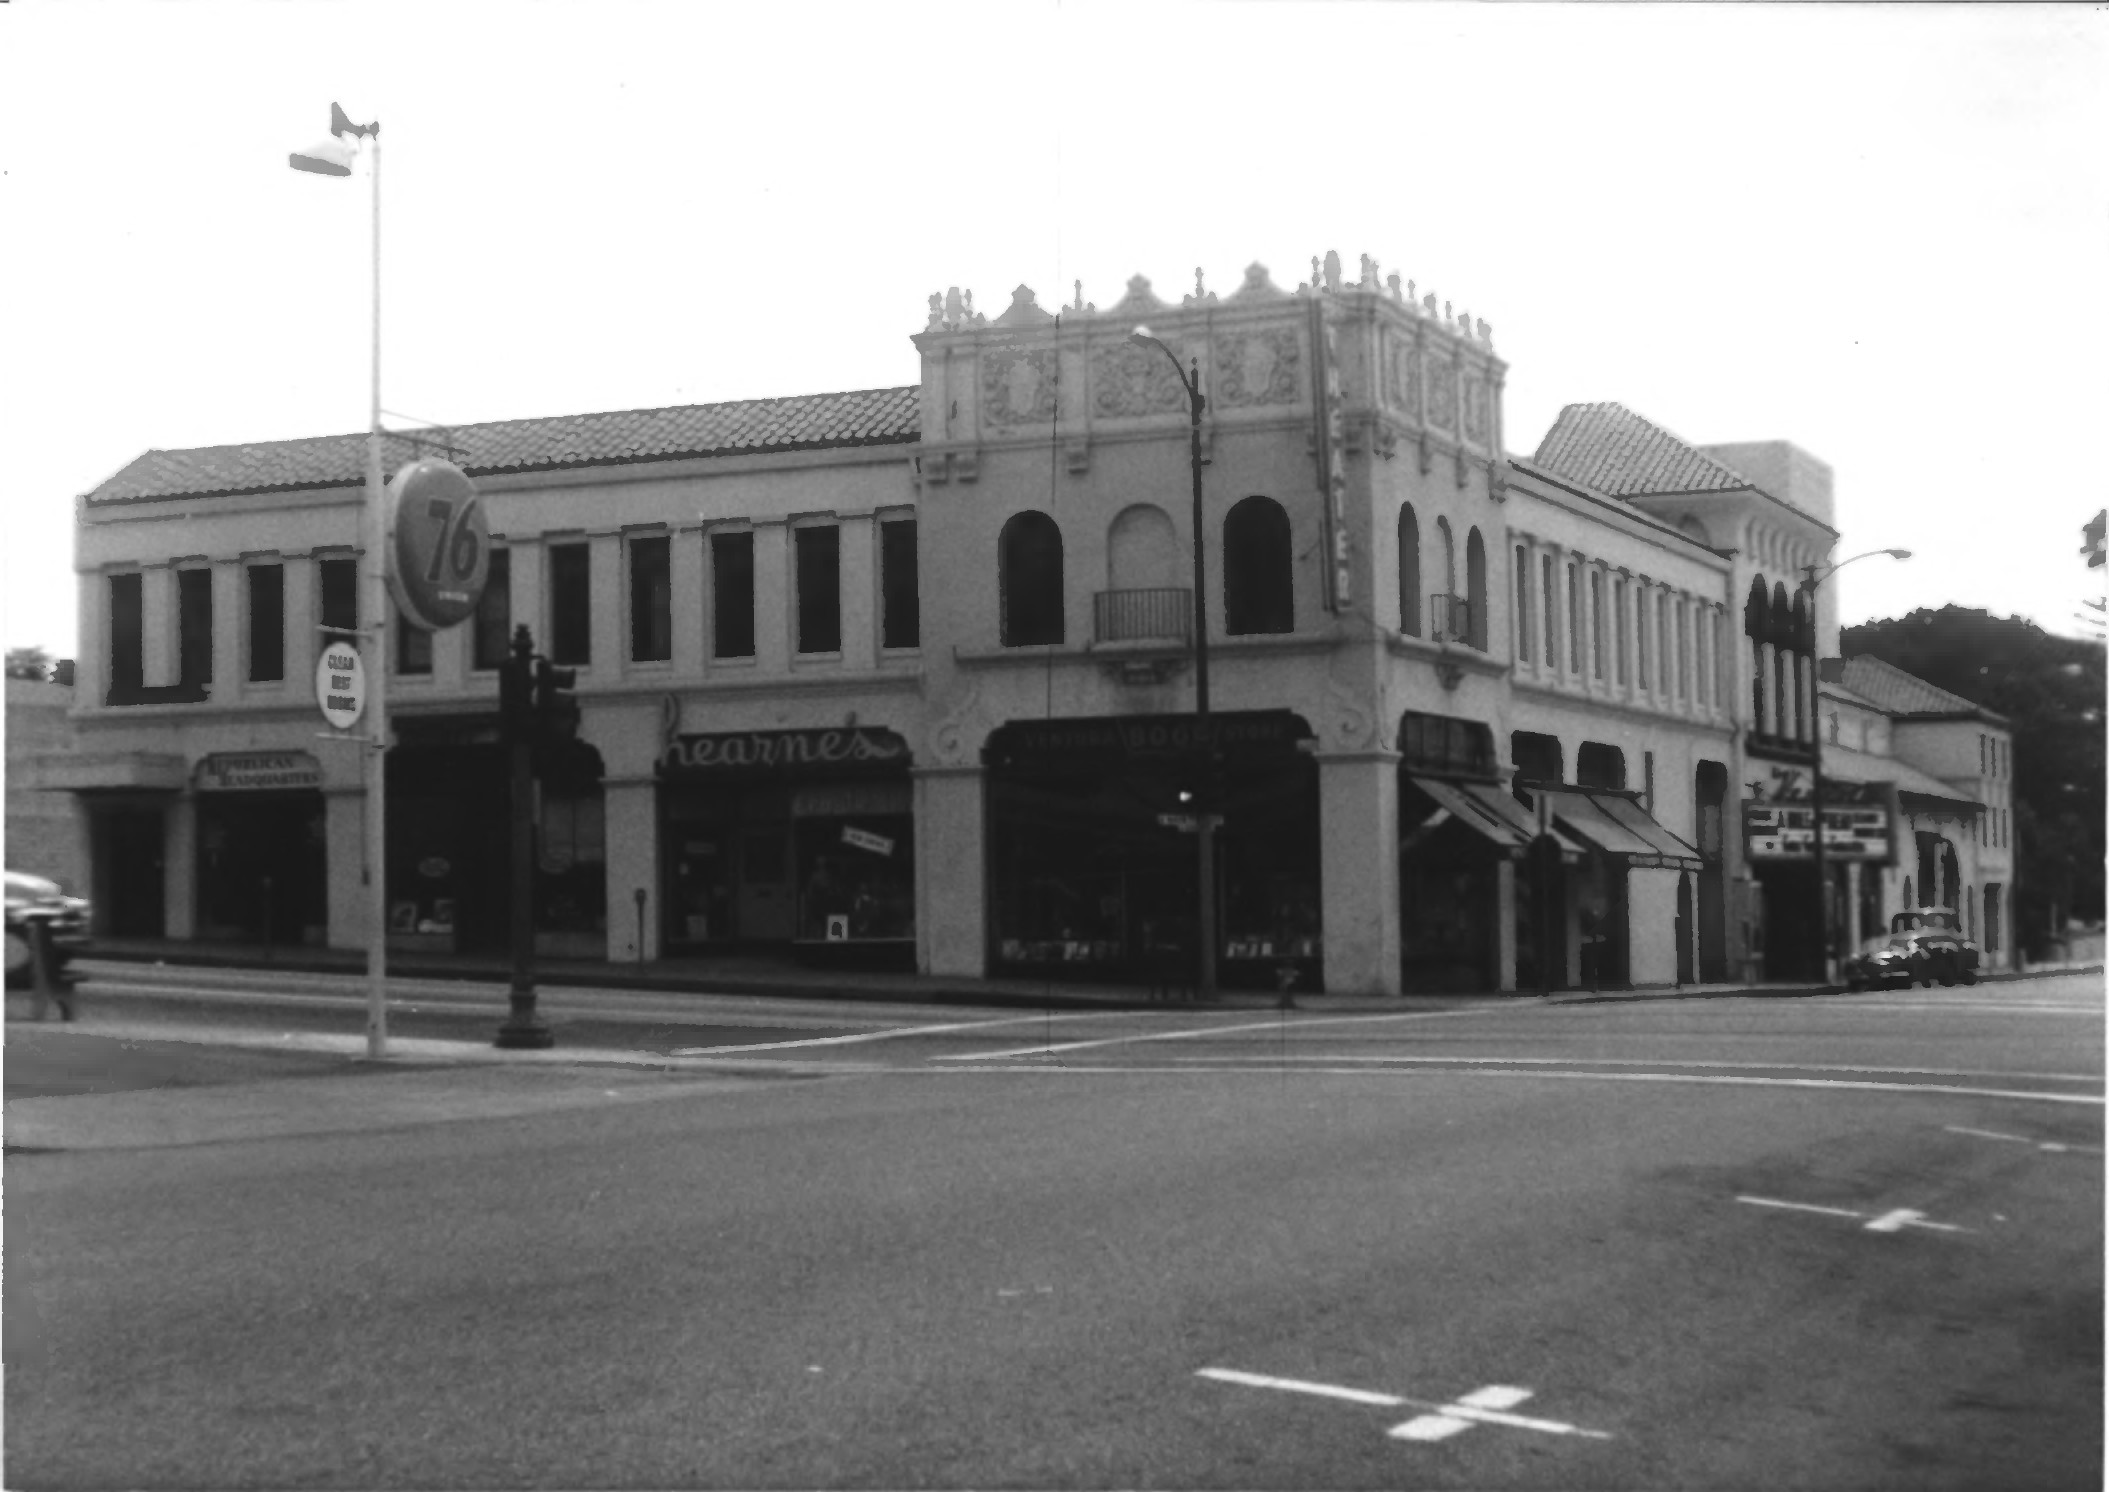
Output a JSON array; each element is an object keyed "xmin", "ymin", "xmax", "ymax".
[
  {"xmin": 1891, "ymin": 910, "xmax": 1959, "ymax": 935},
  {"xmin": 1859, "ymin": 935, "xmax": 1912, "ymax": 954}
]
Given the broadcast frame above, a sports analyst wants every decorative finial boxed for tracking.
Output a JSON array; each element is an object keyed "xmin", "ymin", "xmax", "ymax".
[
  {"xmin": 1476, "ymin": 318, "xmax": 1492, "ymax": 345},
  {"xmin": 1387, "ymin": 271, "xmax": 1402, "ymax": 301},
  {"xmin": 927, "ymin": 292, "xmax": 944, "ymax": 330},
  {"xmin": 945, "ymin": 286, "xmax": 964, "ymax": 328},
  {"xmin": 1444, "ymin": 300, "xmax": 1453, "ymax": 324},
  {"xmin": 1324, "ymin": 250, "xmax": 1343, "ymax": 292},
  {"xmin": 1407, "ymin": 279, "xmax": 1418, "ymax": 307},
  {"xmin": 1311, "ymin": 255, "xmax": 1322, "ymax": 288},
  {"xmin": 1360, "ymin": 253, "xmax": 1378, "ymax": 289},
  {"xmin": 963, "ymin": 289, "xmax": 976, "ymax": 322},
  {"xmin": 1074, "ymin": 279, "xmax": 1084, "ymax": 311},
  {"xmin": 1422, "ymin": 292, "xmax": 1437, "ymax": 316},
  {"xmin": 1195, "ymin": 266, "xmax": 1205, "ymax": 299}
]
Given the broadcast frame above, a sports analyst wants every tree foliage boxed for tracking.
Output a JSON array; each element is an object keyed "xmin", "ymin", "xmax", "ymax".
[{"xmin": 1842, "ymin": 607, "xmax": 2105, "ymax": 953}]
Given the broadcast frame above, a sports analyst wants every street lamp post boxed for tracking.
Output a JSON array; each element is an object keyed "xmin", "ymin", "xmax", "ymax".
[
  {"xmin": 1130, "ymin": 326, "xmax": 1216, "ymax": 1003},
  {"xmin": 1799, "ymin": 547, "xmax": 1911, "ymax": 986},
  {"xmin": 291, "ymin": 106, "xmax": 388, "ymax": 1057}
]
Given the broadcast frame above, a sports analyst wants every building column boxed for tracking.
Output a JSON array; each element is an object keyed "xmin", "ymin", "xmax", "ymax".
[
  {"xmin": 753, "ymin": 520, "xmax": 791, "ymax": 673},
  {"xmin": 839, "ymin": 514, "xmax": 878, "ymax": 670},
  {"xmin": 915, "ymin": 764, "xmax": 987, "ymax": 978},
  {"xmin": 602, "ymin": 777, "xmax": 659, "ymax": 964},
  {"xmin": 210, "ymin": 561, "xmax": 242, "ymax": 702},
  {"xmin": 1495, "ymin": 856, "xmax": 1518, "ymax": 992},
  {"xmin": 1316, "ymin": 749, "xmax": 1402, "ymax": 997},
  {"xmin": 670, "ymin": 526, "xmax": 705, "ymax": 676},
  {"xmin": 324, "ymin": 784, "xmax": 367, "ymax": 951},
  {"xmin": 164, "ymin": 792, "xmax": 197, "ymax": 940},
  {"xmin": 142, "ymin": 564, "xmax": 178, "ymax": 687}
]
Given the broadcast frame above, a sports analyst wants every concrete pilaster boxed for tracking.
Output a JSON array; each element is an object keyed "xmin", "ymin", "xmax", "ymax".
[
  {"xmin": 1496, "ymin": 857, "xmax": 1518, "ymax": 991},
  {"xmin": 754, "ymin": 521, "xmax": 791, "ymax": 672},
  {"xmin": 210, "ymin": 562, "xmax": 241, "ymax": 701},
  {"xmin": 589, "ymin": 534, "xmax": 622, "ymax": 677},
  {"xmin": 915, "ymin": 765, "xmax": 987, "ymax": 977},
  {"xmin": 324, "ymin": 786, "xmax": 367, "ymax": 951},
  {"xmin": 840, "ymin": 515, "xmax": 877, "ymax": 670},
  {"xmin": 1315, "ymin": 750, "xmax": 1402, "ymax": 996},
  {"xmin": 143, "ymin": 565, "xmax": 177, "ymax": 687},
  {"xmin": 602, "ymin": 777, "xmax": 659, "ymax": 963},
  {"xmin": 285, "ymin": 557, "xmax": 318, "ymax": 707},
  {"xmin": 671, "ymin": 529, "xmax": 705, "ymax": 675},
  {"xmin": 164, "ymin": 793, "xmax": 196, "ymax": 939}
]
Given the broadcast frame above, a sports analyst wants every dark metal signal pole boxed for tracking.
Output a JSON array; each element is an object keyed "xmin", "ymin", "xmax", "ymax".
[{"xmin": 498, "ymin": 625, "xmax": 554, "ymax": 1048}]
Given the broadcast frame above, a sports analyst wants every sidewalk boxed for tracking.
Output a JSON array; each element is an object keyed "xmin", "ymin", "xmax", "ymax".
[{"xmin": 77, "ymin": 936, "xmax": 2096, "ymax": 1010}]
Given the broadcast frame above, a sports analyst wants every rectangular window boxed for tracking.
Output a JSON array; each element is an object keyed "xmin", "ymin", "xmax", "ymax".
[
  {"xmin": 549, "ymin": 541, "xmax": 591, "ymax": 666},
  {"xmin": 1980, "ymin": 735, "xmax": 1988, "ymax": 775},
  {"xmin": 629, "ymin": 534, "xmax": 672, "ymax": 663},
  {"xmin": 319, "ymin": 556, "xmax": 358, "ymax": 646},
  {"xmin": 1659, "ymin": 594, "xmax": 1673, "ymax": 699},
  {"xmin": 473, "ymin": 548, "xmax": 511, "ymax": 670},
  {"xmin": 1541, "ymin": 554, "xmax": 1557, "ymax": 667},
  {"xmin": 1512, "ymin": 546, "xmax": 1531, "ymax": 662},
  {"xmin": 247, "ymin": 563, "xmax": 284, "ymax": 683},
  {"xmin": 177, "ymin": 568, "xmax": 213, "ymax": 686},
  {"xmin": 1614, "ymin": 578, "xmax": 1629, "ymax": 686},
  {"xmin": 109, "ymin": 571, "xmax": 144, "ymax": 695},
  {"xmin": 1590, "ymin": 570, "xmax": 1605, "ymax": 680},
  {"xmin": 1676, "ymin": 600, "xmax": 1690, "ymax": 700},
  {"xmin": 1696, "ymin": 608, "xmax": 1710, "ymax": 707},
  {"xmin": 795, "ymin": 524, "xmax": 842, "ymax": 654},
  {"xmin": 880, "ymin": 518, "xmax": 919, "ymax": 650},
  {"xmin": 1566, "ymin": 562, "xmax": 1582, "ymax": 673},
  {"xmin": 1636, "ymin": 587, "xmax": 1652, "ymax": 690},
  {"xmin": 395, "ymin": 606, "xmax": 432, "ymax": 675},
  {"xmin": 711, "ymin": 531, "xmax": 755, "ymax": 659}
]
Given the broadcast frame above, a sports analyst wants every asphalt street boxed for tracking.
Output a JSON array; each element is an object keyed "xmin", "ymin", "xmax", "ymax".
[{"xmin": 4, "ymin": 967, "xmax": 2100, "ymax": 1489}]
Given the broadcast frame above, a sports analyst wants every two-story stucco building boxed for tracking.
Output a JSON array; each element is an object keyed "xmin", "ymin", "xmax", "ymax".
[{"xmin": 49, "ymin": 250, "xmax": 2012, "ymax": 991}]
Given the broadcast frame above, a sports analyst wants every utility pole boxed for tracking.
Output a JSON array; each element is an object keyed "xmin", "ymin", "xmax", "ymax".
[{"xmin": 497, "ymin": 625, "xmax": 554, "ymax": 1049}]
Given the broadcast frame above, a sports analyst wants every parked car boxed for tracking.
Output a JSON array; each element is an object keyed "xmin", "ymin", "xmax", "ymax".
[
  {"xmin": 1842, "ymin": 907, "xmax": 1980, "ymax": 991},
  {"xmin": 4, "ymin": 870, "xmax": 90, "ymax": 989}
]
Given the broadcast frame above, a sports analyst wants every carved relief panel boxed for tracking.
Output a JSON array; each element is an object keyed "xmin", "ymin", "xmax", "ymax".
[
  {"xmin": 981, "ymin": 348, "xmax": 1061, "ymax": 427},
  {"xmin": 1091, "ymin": 341, "xmax": 1188, "ymax": 418},
  {"xmin": 1211, "ymin": 328, "xmax": 1302, "ymax": 408},
  {"xmin": 1425, "ymin": 353, "xmax": 1458, "ymax": 431}
]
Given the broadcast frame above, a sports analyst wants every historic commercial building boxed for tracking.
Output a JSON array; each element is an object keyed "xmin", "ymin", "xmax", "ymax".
[{"xmin": 51, "ymin": 252, "xmax": 2012, "ymax": 990}]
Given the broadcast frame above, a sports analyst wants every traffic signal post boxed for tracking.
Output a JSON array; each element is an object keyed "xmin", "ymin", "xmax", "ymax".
[{"xmin": 495, "ymin": 624, "xmax": 564, "ymax": 1049}]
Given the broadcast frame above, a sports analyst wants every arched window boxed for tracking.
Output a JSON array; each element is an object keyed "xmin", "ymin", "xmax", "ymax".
[
  {"xmin": 1576, "ymin": 741, "xmax": 1625, "ymax": 789},
  {"xmin": 1465, "ymin": 528, "xmax": 1487, "ymax": 650},
  {"xmin": 1000, "ymin": 511, "xmax": 1064, "ymax": 646},
  {"xmin": 1398, "ymin": 505, "xmax": 1422, "ymax": 636},
  {"xmin": 1223, "ymin": 496, "xmax": 1293, "ymax": 635},
  {"xmin": 1771, "ymin": 582, "xmax": 1793, "ymax": 741},
  {"xmin": 1790, "ymin": 589, "xmax": 1813, "ymax": 742},
  {"xmin": 1745, "ymin": 575, "xmax": 1770, "ymax": 734}
]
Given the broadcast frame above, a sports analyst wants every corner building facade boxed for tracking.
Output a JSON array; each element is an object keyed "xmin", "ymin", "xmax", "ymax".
[{"xmin": 59, "ymin": 252, "xmax": 2010, "ymax": 991}]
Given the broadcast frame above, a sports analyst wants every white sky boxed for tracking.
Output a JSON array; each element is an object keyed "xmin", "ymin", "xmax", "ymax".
[{"xmin": 4, "ymin": 0, "xmax": 2105, "ymax": 664}]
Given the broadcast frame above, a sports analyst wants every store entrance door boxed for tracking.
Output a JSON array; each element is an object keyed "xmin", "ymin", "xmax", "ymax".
[{"xmin": 738, "ymin": 827, "xmax": 794, "ymax": 941}]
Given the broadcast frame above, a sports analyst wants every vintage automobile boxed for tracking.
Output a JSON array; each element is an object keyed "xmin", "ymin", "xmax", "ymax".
[
  {"xmin": 1842, "ymin": 906, "xmax": 1981, "ymax": 991},
  {"xmin": 4, "ymin": 869, "xmax": 90, "ymax": 989}
]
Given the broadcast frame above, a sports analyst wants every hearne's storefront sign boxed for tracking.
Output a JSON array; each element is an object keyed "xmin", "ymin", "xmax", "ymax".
[
  {"xmin": 659, "ymin": 719, "xmax": 910, "ymax": 778},
  {"xmin": 194, "ymin": 751, "xmax": 323, "ymax": 793}
]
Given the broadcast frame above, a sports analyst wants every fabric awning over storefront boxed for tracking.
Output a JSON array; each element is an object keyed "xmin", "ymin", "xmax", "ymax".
[
  {"xmin": 1407, "ymin": 777, "xmax": 1584, "ymax": 862},
  {"xmin": 1532, "ymin": 788, "xmax": 1703, "ymax": 871}
]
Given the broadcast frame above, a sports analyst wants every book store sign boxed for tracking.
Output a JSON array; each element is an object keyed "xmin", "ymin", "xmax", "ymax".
[
  {"xmin": 316, "ymin": 642, "xmax": 367, "ymax": 730},
  {"xmin": 1743, "ymin": 802, "xmax": 1892, "ymax": 861},
  {"xmin": 194, "ymin": 751, "xmax": 323, "ymax": 793}
]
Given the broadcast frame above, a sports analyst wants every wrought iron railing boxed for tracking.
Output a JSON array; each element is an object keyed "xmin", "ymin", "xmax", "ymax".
[
  {"xmin": 1429, "ymin": 592, "xmax": 1473, "ymax": 645},
  {"xmin": 1094, "ymin": 587, "xmax": 1194, "ymax": 644}
]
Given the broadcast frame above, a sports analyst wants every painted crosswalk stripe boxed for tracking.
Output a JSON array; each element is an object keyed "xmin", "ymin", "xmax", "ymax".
[{"xmin": 1197, "ymin": 1368, "xmax": 1610, "ymax": 1443}]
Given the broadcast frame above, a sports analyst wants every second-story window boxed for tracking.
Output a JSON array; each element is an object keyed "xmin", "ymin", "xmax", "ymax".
[
  {"xmin": 795, "ymin": 524, "xmax": 841, "ymax": 655},
  {"xmin": 320, "ymin": 555, "xmax": 358, "ymax": 649},
  {"xmin": 881, "ymin": 518, "xmax": 919, "ymax": 650},
  {"xmin": 1224, "ymin": 496, "xmax": 1294, "ymax": 636},
  {"xmin": 1000, "ymin": 511, "xmax": 1064, "ymax": 646},
  {"xmin": 1511, "ymin": 543, "xmax": 1528, "ymax": 661},
  {"xmin": 1566, "ymin": 561, "xmax": 1583, "ymax": 673},
  {"xmin": 472, "ymin": 549, "xmax": 511, "ymax": 670},
  {"xmin": 1540, "ymin": 554, "xmax": 1557, "ymax": 666},
  {"xmin": 1636, "ymin": 585, "xmax": 1653, "ymax": 692},
  {"xmin": 247, "ymin": 563, "xmax": 284, "ymax": 683},
  {"xmin": 712, "ymin": 531, "xmax": 755, "ymax": 659},
  {"xmin": 177, "ymin": 568, "xmax": 213, "ymax": 687},
  {"xmin": 1614, "ymin": 576, "xmax": 1629, "ymax": 686},
  {"xmin": 109, "ymin": 571, "xmax": 144, "ymax": 697},
  {"xmin": 549, "ymin": 541, "xmax": 590, "ymax": 667},
  {"xmin": 630, "ymin": 534, "xmax": 672, "ymax": 663},
  {"xmin": 1590, "ymin": 570, "xmax": 1605, "ymax": 679}
]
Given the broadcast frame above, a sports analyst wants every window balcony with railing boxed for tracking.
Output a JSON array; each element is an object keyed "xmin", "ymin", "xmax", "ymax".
[
  {"xmin": 1429, "ymin": 592, "xmax": 1473, "ymax": 646},
  {"xmin": 1094, "ymin": 587, "xmax": 1193, "ymax": 645}
]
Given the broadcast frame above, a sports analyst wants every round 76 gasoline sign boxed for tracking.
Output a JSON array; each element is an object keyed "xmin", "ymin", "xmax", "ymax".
[{"xmin": 388, "ymin": 459, "xmax": 490, "ymax": 631}]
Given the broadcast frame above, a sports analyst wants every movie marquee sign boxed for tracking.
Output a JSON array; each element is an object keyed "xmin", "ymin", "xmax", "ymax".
[{"xmin": 1742, "ymin": 768, "xmax": 1897, "ymax": 862}]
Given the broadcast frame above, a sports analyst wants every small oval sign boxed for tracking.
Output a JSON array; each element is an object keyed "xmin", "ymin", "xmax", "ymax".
[
  {"xmin": 389, "ymin": 459, "xmax": 490, "ymax": 632},
  {"xmin": 316, "ymin": 640, "xmax": 368, "ymax": 730}
]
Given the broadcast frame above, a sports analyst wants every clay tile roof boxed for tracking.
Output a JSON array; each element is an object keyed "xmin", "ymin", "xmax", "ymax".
[
  {"xmin": 87, "ymin": 386, "xmax": 923, "ymax": 504},
  {"xmin": 1532, "ymin": 401, "xmax": 1754, "ymax": 499},
  {"xmin": 1838, "ymin": 655, "xmax": 2009, "ymax": 726}
]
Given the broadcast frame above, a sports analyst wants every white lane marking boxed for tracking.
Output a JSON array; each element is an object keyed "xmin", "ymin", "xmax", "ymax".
[
  {"xmin": 935, "ymin": 1002, "xmax": 1521, "ymax": 1062},
  {"xmin": 1196, "ymin": 1369, "xmax": 1609, "ymax": 1442},
  {"xmin": 1196, "ymin": 1368, "xmax": 1404, "ymax": 1408},
  {"xmin": 1167, "ymin": 1054, "xmax": 2103, "ymax": 1084},
  {"xmin": 1737, "ymin": 1196, "xmax": 1967, "ymax": 1234},
  {"xmin": 1944, "ymin": 1125, "xmax": 2102, "ymax": 1155},
  {"xmin": 1865, "ymin": 1208, "xmax": 1966, "ymax": 1234},
  {"xmin": 1829, "ymin": 1001, "xmax": 2103, "ymax": 1016},
  {"xmin": 914, "ymin": 1064, "xmax": 2105, "ymax": 1106},
  {"xmin": 669, "ymin": 1010, "xmax": 1103, "ymax": 1055},
  {"xmin": 1736, "ymin": 1196, "xmax": 1866, "ymax": 1221}
]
